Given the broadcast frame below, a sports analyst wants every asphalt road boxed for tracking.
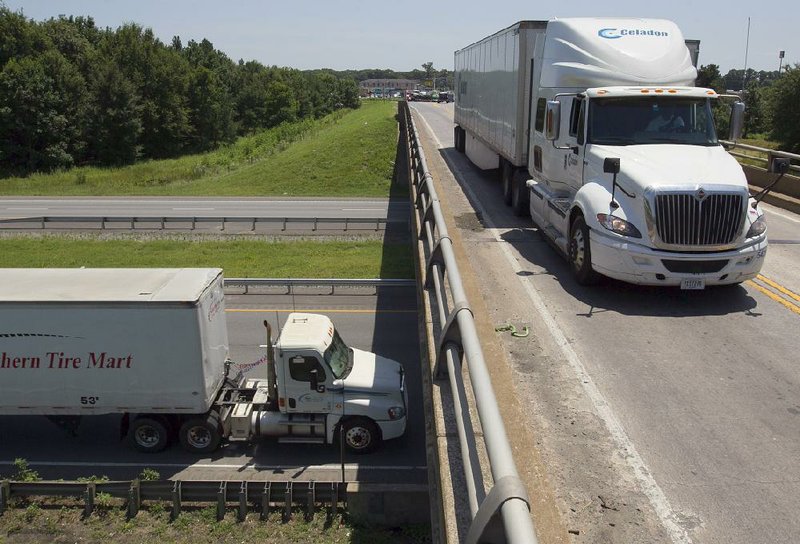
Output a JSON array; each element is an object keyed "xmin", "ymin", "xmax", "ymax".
[
  {"xmin": 0, "ymin": 288, "xmax": 426, "ymax": 485},
  {"xmin": 0, "ymin": 197, "xmax": 410, "ymax": 221},
  {"xmin": 412, "ymin": 101, "xmax": 800, "ymax": 543}
]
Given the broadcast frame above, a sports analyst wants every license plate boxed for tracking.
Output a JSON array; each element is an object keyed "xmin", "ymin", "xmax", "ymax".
[{"xmin": 681, "ymin": 278, "xmax": 705, "ymax": 290}]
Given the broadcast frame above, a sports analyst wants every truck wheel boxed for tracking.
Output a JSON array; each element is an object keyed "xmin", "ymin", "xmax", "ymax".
[
  {"xmin": 342, "ymin": 418, "xmax": 381, "ymax": 454},
  {"xmin": 511, "ymin": 173, "xmax": 530, "ymax": 217},
  {"xmin": 569, "ymin": 215, "xmax": 600, "ymax": 285},
  {"xmin": 454, "ymin": 126, "xmax": 465, "ymax": 153},
  {"xmin": 128, "ymin": 417, "xmax": 170, "ymax": 453},
  {"xmin": 179, "ymin": 413, "xmax": 222, "ymax": 454},
  {"xmin": 501, "ymin": 161, "xmax": 513, "ymax": 205}
]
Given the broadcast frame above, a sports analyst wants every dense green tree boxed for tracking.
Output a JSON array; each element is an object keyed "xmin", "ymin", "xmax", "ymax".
[
  {"xmin": 86, "ymin": 60, "xmax": 141, "ymax": 165},
  {"xmin": 0, "ymin": 51, "xmax": 86, "ymax": 173},
  {"xmin": 767, "ymin": 65, "xmax": 800, "ymax": 152},
  {"xmin": 696, "ymin": 64, "xmax": 724, "ymax": 91},
  {"xmin": 0, "ymin": 7, "xmax": 362, "ymax": 176}
]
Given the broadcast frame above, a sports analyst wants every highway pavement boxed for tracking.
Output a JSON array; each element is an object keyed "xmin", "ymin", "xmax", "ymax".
[
  {"xmin": 411, "ymin": 101, "xmax": 800, "ymax": 544},
  {"xmin": 0, "ymin": 288, "xmax": 426, "ymax": 485}
]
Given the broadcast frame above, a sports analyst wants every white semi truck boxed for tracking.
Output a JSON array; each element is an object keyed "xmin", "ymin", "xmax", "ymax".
[
  {"xmin": 0, "ymin": 268, "xmax": 407, "ymax": 454},
  {"xmin": 454, "ymin": 18, "xmax": 770, "ymax": 289}
]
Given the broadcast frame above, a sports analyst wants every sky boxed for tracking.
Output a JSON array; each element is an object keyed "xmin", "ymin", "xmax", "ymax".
[{"xmin": 5, "ymin": 0, "xmax": 798, "ymax": 74}]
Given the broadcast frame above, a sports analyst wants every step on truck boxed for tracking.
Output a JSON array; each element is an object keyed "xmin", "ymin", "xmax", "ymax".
[
  {"xmin": 453, "ymin": 18, "xmax": 775, "ymax": 289},
  {"xmin": 0, "ymin": 268, "xmax": 408, "ymax": 454}
]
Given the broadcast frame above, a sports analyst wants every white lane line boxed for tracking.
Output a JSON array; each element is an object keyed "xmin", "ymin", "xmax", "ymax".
[
  {"xmin": 0, "ymin": 460, "xmax": 426, "ymax": 471},
  {"xmin": 171, "ymin": 207, "xmax": 215, "ymax": 211},
  {"xmin": 341, "ymin": 208, "xmax": 382, "ymax": 211},
  {"xmin": 414, "ymin": 109, "xmax": 693, "ymax": 544},
  {"xmin": 764, "ymin": 205, "xmax": 800, "ymax": 224},
  {"xmin": 6, "ymin": 207, "xmax": 48, "ymax": 211}
]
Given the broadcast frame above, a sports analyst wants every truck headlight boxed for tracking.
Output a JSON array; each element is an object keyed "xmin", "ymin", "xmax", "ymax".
[
  {"xmin": 388, "ymin": 406, "xmax": 406, "ymax": 420},
  {"xmin": 596, "ymin": 214, "xmax": 642, "ymax": 238},
  {"xmin": 746, "ymin": 215, "xmax": 767, "ymax": 238}
]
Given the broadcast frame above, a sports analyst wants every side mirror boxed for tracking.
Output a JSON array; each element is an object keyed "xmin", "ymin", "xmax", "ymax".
[
  {"xmin": 769, "ymin": 157, "xmax": 790, "ymax": 174},
  {"xmin": 729, "ymin": 101, "xmax": 745, "ymax": 141},
  {"xmin": 545, "ymin": 101, "xmax": 561, "ymax": 141},
  {"xmin": 603, "ymin": 158, "xmax": 620, "ymax": 174}
]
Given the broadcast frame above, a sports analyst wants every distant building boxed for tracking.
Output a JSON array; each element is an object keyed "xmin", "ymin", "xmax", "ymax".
[{"xmin": 359, "ymin": 79, "xmax": 419, "ymax": 96}]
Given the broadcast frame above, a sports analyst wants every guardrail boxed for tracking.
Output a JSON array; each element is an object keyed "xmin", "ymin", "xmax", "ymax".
[
  {"xmin": 0, "ymin": 215, "xmax": 388, "ymax": 231},
  {"xmin": 401, "ymin": 102, "xmax": 537, "ymax": 543},
  {"xmin": 722, "ymin": 140, "xmax": 800, "ymax": 174},
  {"xmin": 0, "ymin": 479, "xmax": 343, "ymax": 522},
  {"xmin": 223, "ymin": 277, "xmax": 415, "ymax": 294}
]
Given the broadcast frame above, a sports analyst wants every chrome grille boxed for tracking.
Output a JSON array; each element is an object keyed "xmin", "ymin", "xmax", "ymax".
[{"xmin": 654, "ymin": 192, "xmax": 744, "ymax": 246}]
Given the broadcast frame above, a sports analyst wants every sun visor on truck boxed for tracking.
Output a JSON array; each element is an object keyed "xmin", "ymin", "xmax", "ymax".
[{"xmin": 540, "ymin": 18, "xmax": 697, "ymax": 88}]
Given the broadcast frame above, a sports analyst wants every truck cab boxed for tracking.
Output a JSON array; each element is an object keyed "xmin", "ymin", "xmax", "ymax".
[
  {"xmin": 529, "ymin": 85, "xmax": 765, "ymax": 288},
  {"xmin": 454, "ymin": 17, "xmax": 767, "ymax": 289},
  {"xmin": 218, "ymin": 313, "xmax": 408, "ymax": 454}
]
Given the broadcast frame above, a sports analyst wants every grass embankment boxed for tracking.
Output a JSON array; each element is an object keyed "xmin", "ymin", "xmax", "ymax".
[
  {"xmin": 0, "ymin": 506, "xmax": 429, "ymax": 544},
  {"xmin": 0, "ymin": 235, "xmax": 414, "ymax": 278},
  {"xmin": 0, "ymin": 101, "xmax": 401, "ymax": 198}
]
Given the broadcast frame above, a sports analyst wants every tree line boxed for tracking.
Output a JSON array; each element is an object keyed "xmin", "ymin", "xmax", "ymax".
[
  {"xmin": 697, "ymin": 63, "xmax": 800, "ymax": 152},
  {"xmin": 0, "ymin": 8, "xmax": 360, "ymax": 176}
]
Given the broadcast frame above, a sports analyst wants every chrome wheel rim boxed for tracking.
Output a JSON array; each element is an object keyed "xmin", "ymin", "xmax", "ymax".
[
  {"xmin": 345, "ymin": 426, "xmax": 371, "ymax": 450},
  {"xmin": 186, "ymin": 426, "xmax": 211, "ymax": 449},
  {"xmin": 134, "ymin": 425, "xmax": 160, "ymax": 449}
]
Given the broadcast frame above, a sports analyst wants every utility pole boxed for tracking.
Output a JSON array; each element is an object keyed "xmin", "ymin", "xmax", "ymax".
[{"xmin": 742, "ymin": 17, "xmax": 751, "ymax": 90}]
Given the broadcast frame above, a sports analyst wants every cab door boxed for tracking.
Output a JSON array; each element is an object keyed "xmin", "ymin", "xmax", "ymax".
[
  {"xmin": 283, "ymin": 352, "xmax": 333, "ymax": 413},
  {"xmin": 564, "ymin": 96, "xmax": 587, "ymax": 191}
]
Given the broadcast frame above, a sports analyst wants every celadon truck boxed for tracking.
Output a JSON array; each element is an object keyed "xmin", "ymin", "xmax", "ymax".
[
  {"xmin": 453, "ymin": 18, "xmax": 768, "ymax": 288},
  {"xmin": 0, "ymin": 268, "xmax": 407, "ymax": 454}
]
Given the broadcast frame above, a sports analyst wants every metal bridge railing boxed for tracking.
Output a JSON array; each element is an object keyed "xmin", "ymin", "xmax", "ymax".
[
  {"xmin": 0, "ymin": 479, "xmax": 344, "ymax": 522},
  {"xmin": 401, "ymin": 102, "xmax": 537, "ymax": 543},
  {"xmin": 223, "ymin": 277, "xmax": 415, "ymax": 295},
  {"xmin": 722, "ymin": 140, "xmax": 800, "ymax": 176}
]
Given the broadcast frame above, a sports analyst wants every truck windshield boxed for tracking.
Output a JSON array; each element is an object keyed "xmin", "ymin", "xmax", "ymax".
[
  {"xmin": 588, "ymin": 97, "xmax": 718, "ymax": 146},
  {"xmin": 324, "ymin": 329, "xmax": 353, "ymax": 379}
]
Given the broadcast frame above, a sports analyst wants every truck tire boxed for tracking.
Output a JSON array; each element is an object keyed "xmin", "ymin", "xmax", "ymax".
[
  {"xmin": 342, "ymin": 418, "xmax": 381, "ymax": 454},
  {"xmin": 128, "ymin": 417, "xmax": 170, "ymax": 453},
  {"xmin": 179, "ymin": 413, "xmax": 222, "ymax": 454},
  {"xmin": 501, "ymin": 161, "xmax": 513, "ymax": 205},
  {"xmin": 569, "ymin": 215, "xmax": 600, "ymax": 285},
  {"xmin": 511, "ymin": 172, "xmax": 530, "ymax": 217},
  {"xmin": 454, "ymin": 126, "xmax": 465, "ymax": 153}
]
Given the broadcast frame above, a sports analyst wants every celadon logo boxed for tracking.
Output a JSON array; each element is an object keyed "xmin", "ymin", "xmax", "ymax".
[{"xmin": 598, "ymin": 28, "xmax": 670, "ymax": 39}]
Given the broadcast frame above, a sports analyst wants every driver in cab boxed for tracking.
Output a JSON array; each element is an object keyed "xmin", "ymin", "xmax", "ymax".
[{"xmin": 646, "ymin": 106, "xmax": 685, "ymax": 132}]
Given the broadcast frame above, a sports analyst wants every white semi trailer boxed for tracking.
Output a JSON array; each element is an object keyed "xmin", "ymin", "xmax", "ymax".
[
  {"xmin": 0, "ymin": 268, "xmax": 407, "ymax": 454},
  {"xmin": 454, "ymin": 18, "xmax": 770, "ymax": 289}
]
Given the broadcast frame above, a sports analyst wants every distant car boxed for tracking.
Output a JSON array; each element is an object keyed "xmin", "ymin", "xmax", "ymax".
[{"xmin": 438, "ymin": 91, "xmax": 453, "ymax": 103}]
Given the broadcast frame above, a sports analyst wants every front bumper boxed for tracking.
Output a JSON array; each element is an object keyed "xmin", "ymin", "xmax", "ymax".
[
  {"xmin": 590, "ymin": 229, "xmax": 767, "ymax": 286},
  {"xmin": 377, "ymin": 416, "xmax": 407, "ymax": 441}
]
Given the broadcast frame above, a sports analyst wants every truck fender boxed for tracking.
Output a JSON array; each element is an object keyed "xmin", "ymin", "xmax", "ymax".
[
  {"xmin": 572, "ymin": 181, "xmax": 613, "ymax": 230},
  {"xmin": 574, "ymin": 180, "xmax": 643, "ymax": 232}
]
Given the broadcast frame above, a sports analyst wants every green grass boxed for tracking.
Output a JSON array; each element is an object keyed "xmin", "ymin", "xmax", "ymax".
[
  {"xmin": 0, "ymin": 101, "xmax": 401, "ymax": 198},
  {"xmin": 730, "ymin": 136, "xmax": 782, "ymax": 169},
  {"xmin": 0, "ymin": 505, "xmax": 431, "ymax": 544},
  {"xmin": 0, "ymin": 235, "xmax": 414, "ymax": 278}
]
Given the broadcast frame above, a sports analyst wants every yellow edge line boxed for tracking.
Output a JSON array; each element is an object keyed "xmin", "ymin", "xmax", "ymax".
[
  {"xmin": 746, "ymin": 280, "xmax": 800, "ymax": 316},
  {"xmin": 226, "ymin": 308, "xmax": 417, "ymax": 314},
  {"xmin": 756, "ymin": 274, "xmax": 800, "ymax": 303}
]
